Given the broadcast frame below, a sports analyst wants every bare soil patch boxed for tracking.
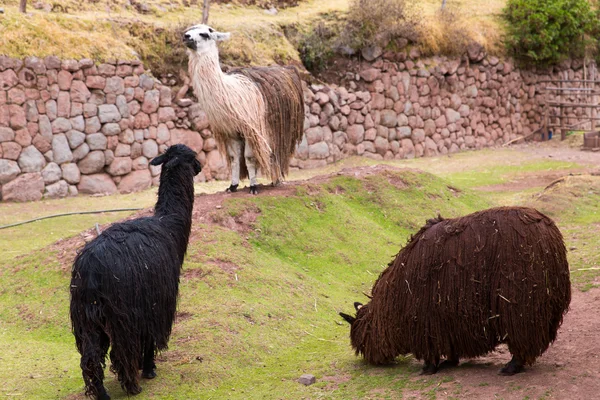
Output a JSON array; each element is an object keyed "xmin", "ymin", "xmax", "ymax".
[{"xmin": 411, "ymin": 288, "xmax": 600, "ymax": 399}]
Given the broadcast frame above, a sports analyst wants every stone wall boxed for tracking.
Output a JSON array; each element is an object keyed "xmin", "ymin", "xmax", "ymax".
[{"xmin": 0, "ymin": 53, "xmax": 589, "ymax": 201}]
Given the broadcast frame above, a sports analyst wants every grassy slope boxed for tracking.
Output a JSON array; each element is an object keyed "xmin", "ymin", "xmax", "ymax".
[
  {"xmin": 1, "ymin": 147, "xmax": 599, "ymax": 398},
  {"xmin": 0, "ymin": 0, "xmax": 506, "ymax": 67}
]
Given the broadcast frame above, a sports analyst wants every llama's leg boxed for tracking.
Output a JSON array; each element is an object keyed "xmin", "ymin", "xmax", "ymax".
[
  {"xmin": 110, "ymin": 342, "xmax": 142, "ymax": 395},
  {"xmin": 438, "ymin": 354, "xmax": 460, "ymax": 369},
  {"xmin": 499, "ymin": 356, "xmax": 525, "ymax": 375},
  {"xmin": 141, "ymin": 338, "xmax": 157, "ymax": 379},
  {"xmin": 421, "ymin": 356, "xmax": 440, "ymax": 375},
  {"xmin": 226, "ymin": 139, "xmax": 243, "ymax": 193},
  {"xmin": 244, "ymin": 141, "xmax": 259, "ymax": 195},
  {"xmin": 79, "ymin": 328, "xmax": 111, "ymax": 400}
]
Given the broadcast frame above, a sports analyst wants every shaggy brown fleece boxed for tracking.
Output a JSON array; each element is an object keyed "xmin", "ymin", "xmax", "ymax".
[{"xmin": 346, "ymin": 207, "xmax": 571, "ymax": 368}]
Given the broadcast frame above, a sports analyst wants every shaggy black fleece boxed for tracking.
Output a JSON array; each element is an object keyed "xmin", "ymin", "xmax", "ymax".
[{"xmin": 70, "ymin": 144, "xmax": 201, "ymax": 399}]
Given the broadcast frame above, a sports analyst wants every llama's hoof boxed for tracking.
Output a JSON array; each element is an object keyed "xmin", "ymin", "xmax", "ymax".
[
  {"xmin": 97, "ymin": 389, "xmax": 111, "ymax": 400},
  {"xmin": 499, "ymin": 364, "xmax": 525, "ymax": 376},
  {"xmin": 438, "ymin": 358, "xmax": 459, "ymax": 370},
  {"xmin": 142, "ymin": 369, "xmax": 157, "ymax": 379},
  {"xmin": 226, "ymin": 184, "xmax": 238, "ymax": 193},
  {"xmin": 249, "ymin": 185, "xmax": 258, "ymax": 195},
  {"xmin": 125, "ymin": 384, "xmax": 142, "ymax": 396},
  {"xmin": 420, "ymin": 362, "xmax": 438, "ymax": 375}
]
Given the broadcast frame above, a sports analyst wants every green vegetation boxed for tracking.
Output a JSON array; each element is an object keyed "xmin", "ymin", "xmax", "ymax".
[
  {"xmin": 503, "ymin": 0, "xmax": 598, "ymax": 64},
  {"xmin": 1, "ymin": 145, "xmax": 599, "ymax": 398}
]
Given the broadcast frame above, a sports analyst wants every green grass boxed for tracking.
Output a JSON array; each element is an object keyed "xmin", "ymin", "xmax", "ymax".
[
  {"xmin": 0, "ymin": 146, "xmax": 598, "ymax": 399},
  {"xmin": 0, "ymin": 169, "xmax": 489, "ymax": 399}
]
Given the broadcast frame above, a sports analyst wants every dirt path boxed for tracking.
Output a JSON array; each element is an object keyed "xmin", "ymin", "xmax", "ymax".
[{"xmin": 409, "ymin": 287, "xmax": 600, "ymax": 399}]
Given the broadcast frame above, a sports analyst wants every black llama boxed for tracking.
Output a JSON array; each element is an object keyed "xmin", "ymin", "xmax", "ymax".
[{"xmin": 70, "ymin": 144, "xmax": 201, "ymax": 399}]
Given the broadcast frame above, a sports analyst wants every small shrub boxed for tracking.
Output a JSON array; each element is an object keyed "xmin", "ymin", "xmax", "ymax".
[
  {"xmin": 418, "ymin": 8, "xmax": 473, "ymax": 57},
  {"xmin": 338, "ymin": 0, "xmax": 421, "ymax": 52},
  {"xmin": 504, "ymin": 0, "xmax": 598, "ymax": 65}
]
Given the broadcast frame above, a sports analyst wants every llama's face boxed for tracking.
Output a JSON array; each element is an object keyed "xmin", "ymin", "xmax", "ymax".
[{"xmin": 183, "ymin": 24, "xmax": 231, "ymax": 54}]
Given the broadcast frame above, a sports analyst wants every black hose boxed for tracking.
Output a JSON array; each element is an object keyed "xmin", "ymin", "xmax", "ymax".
[{"xmin": 0, "ymin": 208, "xmax": 144, "ymax": 230}]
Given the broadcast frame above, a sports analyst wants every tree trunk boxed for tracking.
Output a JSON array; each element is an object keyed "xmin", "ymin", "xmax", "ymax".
[
  {"xmin": 202, "ymin": 0, "xmax": 210, "ymax": 24},
  {"xmin": 19, "ymin": 0, "xmax": 27, "ymax": 13}
]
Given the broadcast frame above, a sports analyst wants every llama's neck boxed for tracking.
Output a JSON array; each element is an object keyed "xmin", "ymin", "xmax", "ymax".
[
  {"xmin": 187, "ymin": 50, "xmax": 227, "ymax": 104},
  {"xmin": 154, "ymin": 168, "xmax": 195, "ymax": 259}
]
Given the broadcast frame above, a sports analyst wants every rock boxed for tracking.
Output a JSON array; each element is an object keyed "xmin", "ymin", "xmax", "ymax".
[
  {"xmin": 361, "ymin": 46, "xmax": 383, "ymax": 61},
  {"xmin": 114, "ymin": 143, "xmax": 131, "ymax": 157},
  {"xmin": 308, "ymin": 142, "xmax": 329, "ymax": 159},
  {"xmin": 445, "ymin": 108, "xmax": 461, "ymax": 124},
  {"xmin": 86, "ymin": 75, "xmax": 106, "ymax": 90},
  {"xmin": 86, "ymin": 133, "xmax": 108, "ymax": 150},
  {"xmin": 44, "ymin": 180, "xmax": 69, "ymax": 198},
  {"xmin": 61, "ymin": 59, "xmax": 80, "ymax": 72},
  {"xmin": 18, "ymin": 145, "xmax": 46, "ymax": 173},
  {"xmin": 104, "ymin": 76, "xmax": 125, "ymax": 95},
  {"xmin": 106, "ymin": 157, "xmax": 132, "ymax": 176},
  {"xmin": 38, "ymin": 115, "xmax": 52, "ymax": 140},
  {"xmin": 298, "ymin": 374, "xmax": 316, "ymax": 386},
  {"xmin": 380, "ymin": 110, "xmax": 398, "ymax": 128},
  {"xmin": 467, "ymin": 42, "xmax": 486, "ymax": 63},
  {"xmin": 41, "ymin": 56, "xmax": 60, "ymax": 71},
  {"xmin": 32, "ymin": 134, "xmax": 52, "ymax": 154},
  {"xmin": 0, "ymin": 70, "xmax": 19, "ymax": 90},
  {"xmin": 61, "ymin": 163, "xmax": 81, "ymax": 184},
  {"xmin": 8, "ymin": 88, "xmax": 26, "ymax": 105},
  {"xmin": 52, "ymin": 134, "xmax": 74, "ymax": 164},
  {"xmin": 132, "ymin": 156, "xmax": 148, "ymax": 170},
  {"xmin": 101, "ymin": 123, "xmax": 121, "ymax": 136},
  {"xmin": 346, "ymin": 125, "xmax": 365, "ymax": 145},
  {"xmin": 156, "ymin": 124, "xmax": 170, "ymax": 144},
  {"xmin": 66, "ymin": 130, "xmax": 86, "ymax": 149},
  {"xmin": 72, "ymin": 143, "xmax": 90, "ymax": 162},
  {"xmin": 2, "ymin": 142, "xmax": 22, "ymax": 160},
  {"xmin": 68, "ymin": 185, "xmax": 78, "ymax": 196},
  {"xmin": 139, "ymin": 74, "xmax": 155, "ymax": 90},
  {"xmin": 78, "ymin": 173, "xmax": 117, "ymax": 195},
  {"xmin": 52, "ymin": 117, "xmax": 72, "ymax": 134},
  {"xmin": 158, "ymin": 107, "xmax": 176, "ymax": 123},
  {"xmin": 142, "ymin": 89, "xmax": 160, "ymax": 114},
  {"xmin": 78, "ymin": 150, "xmax": 105, "ymax": 174},
  {"xmin": 159, "ymin": 86, "xmax": 172, "ymax": 106},
  {"xmin": 118, "ymin": 169, "xmax": 152, "ymax": 193},
  {"xmin": 359, "ymin": 68, "xmax": 380, "ymax": 83},
  {"xmin": 134, "ymin": 113, "xmax": 151, "ymax": 129},
  {"xmin": 2, "ymin": 172, "xmax": 45, "ymax": 202},
  {"xmin": 374, "ymin": 136, "xmax": 389, "ymax": 156},
  {"xmin": 0, "ymin": 126, "xmax": 14, "ymax": 142},
  {"xmin": 9, "ymin": 105, "xmax": 27, "ymax": 129},
  {"xmin": 71, "ymin": 80, "xmax": 91, "ymax": 103},
  {"xmin": 142, "ymin": 140, "xmax": 159, "ymax": 158},
  {"xmin": 57, "ymin": 70, "xmax": 73, "ymax": 91},
  {"xmin": 0, "ymin": 159, "xmax": 20, "ymax": 184},
  {"xmin": 304, "ymin": 127, "xmax": 323, "ymax": 145},
  {"xmin": 24, "ymin": 101, "xmax": 39, "ymax": 122},
  {"xmin": 98, "ymin": 104, "xmax": 121, "ymax": 123},
  {"xmin": 41, "ymin": 162, "xmax": 62, "ymax": 184},
  {"xmin": 85, "ymin": 116, "xmax": 101, "ymax": 134}
]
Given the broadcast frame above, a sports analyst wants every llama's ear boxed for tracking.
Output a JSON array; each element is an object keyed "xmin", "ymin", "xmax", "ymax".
[
  {"xmin": 339, "ymin": 312, "xmax": 356, "ymax": 325},
  {"xmin": 164, "ymin": 156, "xmax": 180, "ymax": 169},
  {"xmin": 213, "ymin": 31, "xmax": 231, "ymax": 41},
  {"xmin": 193, "ymin": 159, "xmax": 202, "ymax": 175},
  {"xmin": 150, "ymin": 154, "xmax": 166, "ymax": 166}
]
